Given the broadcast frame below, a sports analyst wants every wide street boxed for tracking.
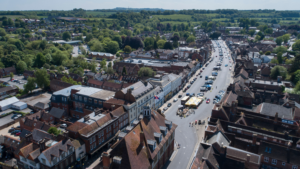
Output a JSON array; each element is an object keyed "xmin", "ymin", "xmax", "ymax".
[{"xmin": 164, "ymin": 40, "xmax": 234, "ymax": 169}]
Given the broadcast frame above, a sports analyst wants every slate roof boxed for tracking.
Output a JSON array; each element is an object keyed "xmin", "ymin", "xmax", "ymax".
[
  {"xmin": 32, "ymin": 129, "xmax": 54, "ymax": 142},
  {"xmin": 19, "ymin": 143, "xmax": 40, "ymax": 161},
  {"xmin": 207, "ymin": 131, "xmax": 230, "ymax": 146},
  {"xmin": 49, "ymin": 107, "xmax": 66, "ymax": 119},
  {"xmin": 34, "ymin": 102, "xmax": 49, "ymax": 110},
  {"xmin": 121, "ymin": 81, "xmax": 154, "ymax": 98},
  {"xmin": 222, "ymin": 91, "xmax": 238, "ymax": 107},
  {"xmin": 258, "ymin": 103, "xmax": 293, "ymax": 120},
  {"xmin": 42, "ymin": 139, "xmax": 74, "ymax": 163}
]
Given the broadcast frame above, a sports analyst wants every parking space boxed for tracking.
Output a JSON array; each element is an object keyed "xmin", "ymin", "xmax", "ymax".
[
  {"xmin": 0, "ymin": 75, "xmax": 27, "ymax": 89},
  {"xmin": 0, "ymin": 121, "xmax": 20, "ymax": 139}
]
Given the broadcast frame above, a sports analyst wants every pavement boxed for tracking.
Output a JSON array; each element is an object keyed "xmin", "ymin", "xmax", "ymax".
[
  {"xmin": 162, "ymin": 40, "xmax": 234, "ymax": 169},
  {"xmin": 0, "ymin": 75, "xmax": 27, "ymax": 89}
]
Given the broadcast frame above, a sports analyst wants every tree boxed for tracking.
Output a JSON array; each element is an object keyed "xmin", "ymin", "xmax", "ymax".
[
  {"xmin": 138, "ymin": 67, "xmax": 155, "ymax": 77},
  {"xmin": 292, "ymin": 40, "xmax": 300, "ymax": 51},
  {"xmin": 106, "ymin": 41, "xmax": 119, "ymax": 54},
  {"xmin": 248, "ymin": 30, "xmax": 255, "ymax": 36},
  {"xmin": 85, "ymin": 33, "xmax": 93, "ymax": 43},
  {"xmin": 17, "ymin": 61, "xmax": 27, "ymax": 73},
  {"xmin": 276, "ymin": 37, "xmax": 283, "ymax": 46},
  {"xmin": 282, "ymin": 34, "xmax": 290, "ymax": 43},
  {"xmin": 265, "ymin": 51, "xmax": 271, "ymax": 55},
  {"xmin": 163, "ymin": 42, "xmax": 173, "ymax": 50},
  {"xmin": 106, "ymin": 67, "xmax": 114, "ymax": 75},
  {"xmin": 209, "ymin": 32, "xmax": 221, "ymax": 39},
  {"xmin": 48, "ymin": 127, "xmax": 61, "ymax": 136},
  {"xmin": 225, "ymin": 29, "xmax": 230, "ymax": 34},
  {"xmin": 100, "ymin": 59, "xmax": 107, "ymax": 68},
  {"xmin": 291, "ymin": 70, "xmax": 300, "ymax": 84},
  {"xmin": 0, "ymin": 28, "xmax": 6, "ymax": 36},
  {"xmin": 90, "ymin": 41, "xmax": 103, "ymax": 52},
  {"xmin": 270, "ymin": 66, "xmax": 287, "ymax": 79},
  {"xmin": 34, "ymin": 69, "xmax": 50, "ymax": 89},
  {"xmin": 45, "ymin": 53, "xmax": 52, "ymax": 63},
  {"xmin": 186, "ymin": 35, "xmax": 195, "ymax": 43},
  {"xmin": 25, "ymin": 33, "xmax": 32, "ymax": 39},
  {"xmin": 270, "ymin": 59, "xmax": 279, "ymax": 64},
  {"xmin": 274, "ymin": 46, "xmax": 287, "ymax": 54},
  {"xmin": 61, "ymin": 76, "xmax": 81, "ymax": 85},
  {"xmin": 43, "ymin": 63, "xmax": 50, "ymax": 69},
  {"xmin": 113, "ymin": 35, "xmax": 122, "ymax": 47},
  {"xmin": 291, "ymin": 54, "xmax": 300, "ymax": 73},
  {"xmin": 52, "ymin": 51, "xmax": 68, "ymax": 65},
  {"xmin": 9, "ymin": 72, "xmax": 14, "ymax": 80},
  {"xmin": 264, "ymin": 28, "xmax": 273, "ymax": 35},
  {"xmin": 35, "ymin": 53, "xmax": 46, "ymax": 68},
  {"xmin": 122, "ymin": 66, "xmax": 127, "ymax": 75},
  {"xmin": 277, "ymin": 52, "xmax": 283, "ymax": 64},
  {"xmin": 108, "ymin": 62, "xmax": 112, "ymax": 68},
  {"xmin": 153, "ymin": 41, "xmax": 158, "ymax": 50},
  {"xmin": 157, "ymin": 40, "xmax": 166, "ymax": 49},
  {"xmin": 298, "ymin": 34, "xmax": 300, "ymax": 40},
  {"xmin": 24, "ymin": 77, "xmax": 36, "ymax": 93},
  {"xmin": 144, "ymin": 37, "xmax": 155, "ymax": 51},
  {"xmin": 123, "ymin": 45, "xmax": 132, "ymax": 53}
]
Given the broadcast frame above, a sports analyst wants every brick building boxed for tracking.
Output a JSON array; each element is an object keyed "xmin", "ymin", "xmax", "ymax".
[{"xmin": 0, "ymin": 66, "xmax": 16, "ymax": 78}]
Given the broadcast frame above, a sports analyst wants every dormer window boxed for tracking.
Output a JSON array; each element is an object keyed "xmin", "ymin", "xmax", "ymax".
[
  {"xmin": 160, "ymin": 126, "xmax": 167, "ymax": 136},
  {"xmin": 147, "ymin": 139, "xmax": 156, "ymax": 152},
  {"xmin": 165, "ymin": 120, "xmax": 172, "ymax": 130},
  {"xmin": 154, "ymin": 132, "xmax": 162, "ymax": 144}
]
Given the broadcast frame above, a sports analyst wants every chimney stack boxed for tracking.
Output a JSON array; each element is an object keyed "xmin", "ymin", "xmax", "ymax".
[
  {"xmin": 111, "ymin": 105, "xmax": 115, "ymax": 111},
  {"xmin": 252, "ymin": 134, "xmax": 257, "ymax": 145},
  {"xmin": 140, "ymin": 132, "xmax": 144, "ymax": 145},
  {"xmin": 102, "ymin": 152, "xmax": 111, "ymax": 169},
  {"xmin": 84, "ymin": 115, "xmax": 90, "ymax": 122},
  {"xmin": 247, "ymin": 154, "xmax": 251, "ymax": 162},
  {"xmin": 39, "ymin": 139, "xmax": 46, "ymax": 151},
  {"xmin": 25, "ymin": 133, "xmax": 32, "ymax": 143}
]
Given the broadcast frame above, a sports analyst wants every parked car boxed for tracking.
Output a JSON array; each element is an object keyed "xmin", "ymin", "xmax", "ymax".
[
  {"xmin": 8, "ymin": 127, "xmax": 14, "ymax": 133},
  {"xmin": 15, "ymin": 132, "xmax": 21, "ymax": 136},
  {"xmin": 60, "ymin": 124, "xmax": 67, "ymax": 128},
  {"xmin": 12, "ymin": 130, "xmax": 20, "ymax": 134},
  {"xmin": 178, "ymin": 95, "xmax": 182, "ymax": 98},
  {"xmin": 198, "ymin": 92, "xmax": 204, "ymax": 96},
  {"xmin": 173, "ymin": 98, "xmax": 178, "ymax": 102},
  {"xmin": 206, "ymin": 99, "xmax": 210, "ymax": 104},
  {"xmin": 167, "ymin": 103, "xmax": 172, "ymax": 107},
  {"xmin": 10, "ymin": 79, "xmax": 14, "ymax": 81},
  {"xmin": 187, "ymin": 85, "xmax": 191, "ymax": 88},
  {"xmin": 163, "ymin": 107, "xmax": 168, "ymax": 111}
]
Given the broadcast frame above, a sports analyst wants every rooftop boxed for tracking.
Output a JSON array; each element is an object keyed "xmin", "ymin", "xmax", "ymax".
[{"xmin": 53, "ymin": 85, "xmax": 81, "ymax": 96}]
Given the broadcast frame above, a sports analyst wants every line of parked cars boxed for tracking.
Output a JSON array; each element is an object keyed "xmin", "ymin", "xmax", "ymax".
[
  {"xmin": 9, "ymin": 126, "xmax": 21, "ymax": 136},
  {"xmin": 213, "ymin": 90, "xmax": 225, "ymax": 104},
  {"xmin": 11, "ymin": 113, "xmax": 23, "ymax": 120}
]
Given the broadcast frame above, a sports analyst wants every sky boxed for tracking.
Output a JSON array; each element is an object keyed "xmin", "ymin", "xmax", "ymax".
[{"xmin": 1, "ymin": 0, "xmax": 300, "ymax": 10}]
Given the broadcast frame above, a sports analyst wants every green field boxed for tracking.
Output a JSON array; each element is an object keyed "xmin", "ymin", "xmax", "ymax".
[
  {"xmin": 152, "ymin": 14, "xmax": 192, "ymax": 20},
  {"xmin": 86, "ymin": 11, "xmax": 116, "ymax": 16}
]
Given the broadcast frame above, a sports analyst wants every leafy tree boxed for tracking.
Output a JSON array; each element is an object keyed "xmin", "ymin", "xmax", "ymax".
[
  {"xmin": 106, "ymin": 41, "xmax": 119, "ymax": 54},
  {"xmin": 24, "ymin": 77, "xmax": 36, "ymax": 93},
  {"xmin": 61, "ymin": 76, "xmax": 81, "ymax": 85},
  {"xmin": 297, "ymin": 34, "xmax": 300, "ymax": 40},
  {"xmin": 48, "ymin": 127, "xmax": 61, "ymax": 136},
  {"xmin": 45, "ymin": 53, "xmax": 52, "ymax": 63},
  {"xmin": 35, "ymin": 53, "xmax": 46, "ymax": 68},
  {"xmin": 264, "ymin": 28, "xmax": 273, "ymax": 34},
  {"xmin": 34, "ymin": 69, "xmax": 50, "ymax": 89},
  {"xmin": 90, "ymin": 41, "xmax": 103, "ymax": 52},
  {"xmin": 276, "ymin": 37, "xmax": 283, "ymax": 46},
  {"xmin": 106, "ymin": 67, "xmax": 114, "ymax": 75},
  {"xmin": 186, "ymin": 35, "xmax": 195, "ymax": 43},
  {"xmin": 292, "ymin": 40, "xmax": 300, "ymax": 51},
  {"xmin": 9, "ymin": 72, "xmax": 14, "ymax": 80},
  {"xmin": 122, "ymin": 66, "xmax": 127, "ymax": 75},
  {"xmin": 270, "ymin": 66, "xmax": 287, "ymax": 79},
  {"xmin": 16, "ymin": 61, "xmax": 27, "ymax": 73},
  {"xmin": 25, "ymin": 33, "xmax": 32, "ymax": 39},
  {"xmin": 62, "ymin": 32, "xmax": 71, "ymax": 41},
  {"xmin": 100, "ymin": 59, "xmax": 107, "ymax": 68},
  {"xmin": 282, "ymin": 34, "xmax": 290, "ymax": 43},
  {"xmin": 85, "ymin": 33, "xmax": 93, "ymax": 42},
  {"xmin": 209, "ymin": 32, "xmax": 221, "ymax": 39},
  {"xmin": 273, "ymin": 46, "xmax": 287, "ymax": 54},
  {"xmin": 138, "ymin": 67, "xmax": 155, "ymax": 77},
  {"xmin": 277, "ymin": 52, "xmax": 283, "ymax": 64},
  {"xmin": 265, "ymin": 51, "xmax": 271, "ymax": 55},
  {"xmin": 112, "ymin": 35, "xmax": 122, "ymax": 47},
  {"xmin": 69, "ymin": 67, "xmax": 84, "ymax": 76},
  {"xmin": 153, "ymin": 41, "xmax": 158, "ymax": 50},
  {"xmin": 291, "ymin": 54, "xmax": 300, "ymax": 72},
  {"xmin": 157, "ymin": 40, "xmax": 166, "ymax": 49},
  {"xmin": 43, "ymin": 63, "xmax": 50, "ymax": 69},
  {"xmin": 123, "ymin": 45, "xmax": 132, "ymax": 53},
  {"xmin": 0, "ymin": 62, "xmax": 5, "ymax": 68},
  {"xmin": 144, "ymin": 37, "xmax": 155, "ymax": 51},
  {"xmin": 248, "ymin": 30, "xmax": 255, "ymax": 36},
  {"xmin": 270, "ymin": 59, "xmax": 279, "ymax": 64},
  {"xmin": 0, "ymin": 28, "xmax": 6, "ymax": 36},
  {"xmin": 108, "ymin": 62, "xmax": 112, "ymax": 68},
  {"xmin": 52, "ymin": 51, "xmax": 68, "ymax": 65},
  {"xmin": 291, "ymin": 70, "xmax": 300, "ymax": 84},
  {"xmin": 163, "ymin": 42, "xmax": 173, "ymax": 50}
]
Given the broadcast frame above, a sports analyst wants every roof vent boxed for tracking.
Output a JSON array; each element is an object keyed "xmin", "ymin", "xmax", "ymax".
[{"xmin": 113, "ymin": 156, "xmax": 122, "ymax": 164}]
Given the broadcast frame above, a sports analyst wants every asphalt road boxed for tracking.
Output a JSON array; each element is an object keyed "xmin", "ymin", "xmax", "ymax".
[{"xmin": 164, "ymin": 40, "xmax": 233, "ymax": 169}]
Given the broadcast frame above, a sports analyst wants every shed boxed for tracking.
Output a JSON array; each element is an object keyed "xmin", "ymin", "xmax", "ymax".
[
  {"xmin": 0, "ymin": 97, "xmax": 19, "ymax": 111},
  {"xmin": 11, "ymin": 101, "xmax": 27, "ymax": 110}
]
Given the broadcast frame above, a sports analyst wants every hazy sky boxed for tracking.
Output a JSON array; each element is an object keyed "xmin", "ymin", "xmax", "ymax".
[{"xmin": 1, "ymin": 0, "xmax": 300, "ymax": 10}]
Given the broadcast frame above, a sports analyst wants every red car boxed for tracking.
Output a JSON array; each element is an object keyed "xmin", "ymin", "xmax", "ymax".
[
  {"xmin": 206, "ymin": 99, "xmax": 210, "ymax": 104},
  {"xmin": 15, "ymin": 132, "xmax": 21, "ymax": 136},
  {"xmin": 11, "ymin": 79, "xmax": 14, "ymax": 81}
]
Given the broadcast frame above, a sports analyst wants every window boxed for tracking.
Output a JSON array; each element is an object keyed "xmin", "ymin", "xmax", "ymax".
[
  {"xmin": 102, "ymin": 137, "xmax": 104, "ymax": 143},
  {"xmin": 94, "ymin": 100, "xmax": 97, "ymax": 104},
  {"xmin": 75, "ymin": 95, "xmax": 78, "ymax": 100},
  {"xmin": 264, "ymin": 157, "xmax": 269, "ymax": 162},
  {"xmin": 106, "ymin": 128, "xmax": 108, "ymax": 132},
  {"xmin": 79, "ymin": 96, "xmax": 82, "ymax": 101},
  {"xmin": 84, "ymin": 97, "xmax": 87, "ymax": 102},
  {"xmin": 61, "ymin": 152, "xmax": 65, "ymax": 158},
  {"xmin": 76, "ymin": 115, "xmax": 79, "ymax": 118},
  {"xmin": 42, "ymin": 158, "xmax": 46, "ymax": 164},
  {"xmin": 52, "ymin": 96, "xmax": 56, "ymax": 101},
  {"xmin": 101, "ymin": 131, "xmax": 104, "ymax": 136},
  {"xmin": 89, "ymin": 98, "xmax": 92, "ymax": 103},
  {"xmin": 282, "ymin": 162, "xmax": 286, "ymax": 166},
  {"xmin": 271, "ymin": 159, "xmax": 277, "ymax": 165},
  {"xmin": 89, "ymin": 138, "xmax": 92, "ymax": 144},
  {"xmin": 93, "ymin": 136, "xmax": 95, "ymax": 142}
]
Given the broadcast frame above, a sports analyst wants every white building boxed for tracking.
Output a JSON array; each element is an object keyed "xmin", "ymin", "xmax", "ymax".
[{"xmin": 0, "ymin": 97, "xmax": 19, "ymax": 111}]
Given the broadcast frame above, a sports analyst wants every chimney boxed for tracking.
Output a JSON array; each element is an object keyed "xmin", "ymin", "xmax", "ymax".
[
  {"xmin": 84, "ymin": 116, "xmax": 90, "ymax": 122},
  {"xmin": 246, "ymin": 154, "xmax": 251, "ymax": 162},
  {"xmin": 95, "ymin": 109, "xmax": 101, "ymax": 116},
  {"xmin": 252, "ymin": 134, "xmax": 257, "ymax": 145},
  {"xmin": 39, "ymin": 139, "xmax": 46, "ymax": 151},
  {"xmin": 102, "ymin": 152, "xmax": 111, "ymax": 169},
  {"xmin": 63, "ymin": 131, "xmax": 69, "ymax": 138},
  {"xmin": 140, "ymin": 132, "xmax": 144, "ymax": 145},
  {"xmin": 25, "ymin": 133, "xmax": 32, "ymax": 142},
  {"xmin": 111, "ymin": 105, "xmax": 115, "ymax": 111}
]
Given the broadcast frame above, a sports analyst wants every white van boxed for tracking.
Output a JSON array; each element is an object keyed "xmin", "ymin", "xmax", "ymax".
[{"xmin": 208, "ymin": 76, "xmax": 216, "ymax": 80}]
